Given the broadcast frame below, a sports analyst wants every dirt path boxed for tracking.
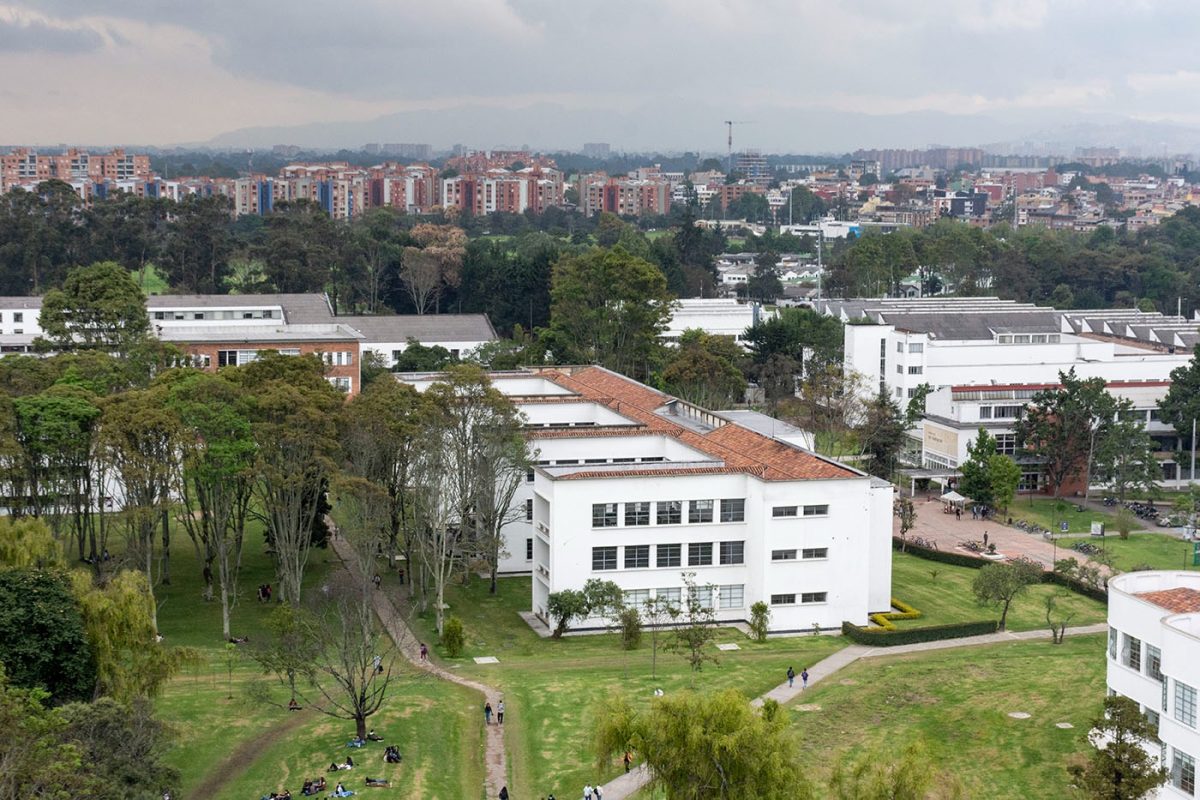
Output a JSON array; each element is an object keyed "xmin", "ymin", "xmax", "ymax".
[
  {"xmin": 189, "ymin": 708, "xmax": 309, "ymax": 799},
  {"xmin": 329, "ymin": 537, "xmax": 508, "ymax": 799}
]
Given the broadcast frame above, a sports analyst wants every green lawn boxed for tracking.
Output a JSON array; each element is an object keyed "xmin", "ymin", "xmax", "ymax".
[
  {"xmin": 1080, "ymin": 531, "xmax": 1200, "ymax": 573},
  {"xmin": 402, "ymin": 574, "xmax": 846, "ymax": 799},
  {"xmin": 154, "ymin": 533, "xmax": 485, "ymax": 800},
  {"xmin": 791, "ymin": 635, "xmax": 1107, "ymax": 799},
  {"xmin": 131, "ymin": 262, "xmax": 170, "ymax": 295},
  {"xmin": 891, "ymin": 552, "xmax": 1107, "ymax": 631},
  {"xmin": 1008, "ymin": 497, "xmax": 1130, "ymax": 534}
]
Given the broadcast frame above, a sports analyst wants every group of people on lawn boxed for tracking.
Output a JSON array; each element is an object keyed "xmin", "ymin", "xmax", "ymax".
[{"xmin": 261, "ymin": 729, "xmax": 395, "ymax": 799}]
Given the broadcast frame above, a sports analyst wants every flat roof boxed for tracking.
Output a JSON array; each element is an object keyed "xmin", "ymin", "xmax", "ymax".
[
  {"xmin": 341, "ymin": 313, "xmax": 497, "ymax": 344},
  {"xmin": 148, "ymin": 293, "xmax": 335, "ymax": 324},
  {"xmin": 158, "ymin": 323, "xmax": 363, "ymax": 343}
]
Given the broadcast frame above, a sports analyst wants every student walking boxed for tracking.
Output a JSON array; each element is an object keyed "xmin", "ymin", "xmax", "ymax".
[
  {"xmin": 801, "ymin": 668, "xmax": 809, "ymax": 689},
  {"xmin": 497, "ymin": 699, "xmax": 505, "ymax": 724},
  {"xmin": 593, "ymin": 784, "xmax": 602, "ymax": 799},
  {"xmin": 583, "ymin": 784, "xmax": 594, "ymax": 800},
  {"xmin": 484, "ymin": 702, "xmax": 493, "ymax": 725},
  {"xmin": 786, "ymin": 666, "xmax": 795, "ymax": 688},
  {"xmin": 623, "ymin": 750, "xmax": 632, "ymax": 773},
  {"xmin": 419, "ymin": 642, "xmax": 428, "ymax": 661}
]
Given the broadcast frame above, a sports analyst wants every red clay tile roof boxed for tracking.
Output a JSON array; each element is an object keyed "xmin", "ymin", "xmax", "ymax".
[
  {"xmin": 537, "ymin": 366, "xmax": 858, "ymax": 482},
  {"xmin": 1137, "ymin": 588, "xmax": 1200, "ymax": 613}
]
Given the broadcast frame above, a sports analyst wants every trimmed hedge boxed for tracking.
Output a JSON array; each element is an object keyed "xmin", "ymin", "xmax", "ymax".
[
  {"xmin": 841, "ymin": 619, "xmax": 1000, "ymax": 646},
  {"xmin": 868, "ymin": 596, "xmax": 924, "ymax": 631},
  {"xmin": 892, "ymin": 537, "xmax": 988, "ymax": 569},
  {"xmin": 1044, "ymin": 570, "xmax": 1108, "ymax": 602}
]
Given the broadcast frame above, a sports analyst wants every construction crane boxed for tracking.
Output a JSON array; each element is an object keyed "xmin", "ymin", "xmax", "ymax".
[{"xmin": 723, "ymin": 120, "xmax": 753, "ymax": 175}]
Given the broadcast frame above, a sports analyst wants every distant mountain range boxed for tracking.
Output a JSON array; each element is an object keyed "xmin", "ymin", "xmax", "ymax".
[{"xmin": 200, "ymin": 101, "xmax": 1200, "ymax": 158}]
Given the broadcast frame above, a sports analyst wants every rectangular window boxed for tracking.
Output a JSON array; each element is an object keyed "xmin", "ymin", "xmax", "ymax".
[
  {"xmin": 720, "ymin": 498, "xmax": 746, "ymax": 522},
  {"xmin": 803, "ymin": 505, "xmax": 829, "ymax": 517},
  {"xmin": 994, "ymin": 405, "xmax": 1024, "ymax": 419},
  {"xmin": 1126, "ymin": 636, "xmax": 1142, "ymax": 672},
  {"xmin": 1172, "ymin": 750, "xmax": 1196, "ymax": 795},
  {"xmin": 1175, "ymin": 681, "xmax": 1197, "ymax": 728},
  {"xmin": 1148, "ymin": 645, "xmax": 1163, "ymax": 682},
  {"xmin": 909, "ymin": 342, "xmax": 924, "ymax": 353},
  {"xmin": 896, "ymin": 364, "xmax": 903, "ymax": 374},
  {"xmin": 978, "ymin": 406, "xmax": 993, "ymax": 419},
  {"xmin": 13, "ymin": 312, "xmax": 22, "ymax": 323},
  {"xmin": 802, "ymin": 548, "xmax": 829, "ymax": 559},
  {"xmin": 526, "ymin": 469, "xmax": 535, "ymax": 483},
  {"xmin": 657, "ymin": 500, "xmax": 682, "ymax": 525},
  {"xmin": 719, "ymin": 584, "xmax": 745, "ymax": 609},
  {"xmin": 772, "ymin": 506, "xmax": 798, "ymax": 518},
  {"xmin": 688, "ymin": 542, "xmax": 713, "ymax": 566},
  {"xmin": 689, "ymin": 499, "xmax": 714, "ymax": 524},
  {"xmin": 657, "ymin": 543, "xmax": 682, "ymax": 568},
  {"xmin": 525, "ymin": 499, "xmax": 533, "ymax": 520},
  {"xmin": 801, "ymin": 592, "xmax": 828, "ymax": 604},
  {"xmin": 896, "ymin": 341, "xmax": 904, "ymax": 353},
  {"xmin": 692, "ymin": 585, "xmax": 713, "ymax": 609},
  {"xmin": 624, "ymin": 588, "xmax": 650, "ymax": 607},
  {"xmin": 907, "ymin": 366, "xmax": 923, "ymax": 375},
  {"xmin": 771, "ymin": 593, "xmax": 796, "ymax": 605},
  {"xmin": 1109, "ymin": 629, "xmax": 1118, "ymax": 659},
  {"xmin": 994, "ymin": 434, "xmax": 1017, "ymax": 455},
  {"xmin": 525, "ymin": 538, "xmax": 533, "ymax": 560},
  {"xmin": 592, "ymin": 503, "xmax": 618, "ymax": 528},
  {"xmin": 771, "ymin": 549, "xmax": 798, "ymax": 560},
  {"xmin": 592, "ymin": 546, "xmax": 617, "ymax": 571},
  {"xmin": 217, "ymin": 349, "xmax": 238, "ymax": 367},
  {"xmin": 656, "ymin": 587, "xmax": 681, "ymax": 607},
  {"xmin": 624, "ymin": 545, "xmax": 650, "ymax": 569},
  {"xmin": 624, "ymin": 502, "xmax": 651, "ymax": 526},
  {"xmin": 719, "ymin": 541, "xmax": 745, "ymax": 565},
  {"xmin": 1146, "ymin": 708, "xmax": 1160, "ymax": 730}
]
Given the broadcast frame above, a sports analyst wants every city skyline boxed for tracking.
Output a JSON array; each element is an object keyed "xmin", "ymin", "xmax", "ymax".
[{"xmin": 3, "ymin": 1, "xmax": 1200, "ymax": 151}]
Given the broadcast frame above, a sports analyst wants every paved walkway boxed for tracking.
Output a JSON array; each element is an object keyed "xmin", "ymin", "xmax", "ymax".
[
  {"xmin": 329, "ymin": 538, "xmax": 509, "ymax": 799},
  {"xmin": 598, "ymin": 622, "xmax": 1108, "ymax": 800}
]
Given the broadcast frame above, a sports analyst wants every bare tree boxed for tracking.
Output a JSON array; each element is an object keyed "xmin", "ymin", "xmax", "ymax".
[{"xmin": 399, "ymin": 247, "xmax": 442, "ymax": 315}]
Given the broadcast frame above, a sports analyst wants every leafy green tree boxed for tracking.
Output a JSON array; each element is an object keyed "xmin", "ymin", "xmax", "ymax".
[
  {"xmin": 662, "ymin": 330, "xmax": 747, "ymax": 408},
  {"xmin": 391, "ymin": 338, "xmax": 456, "ymax": 372},
  {"xmin": 959, "ymin": 428, "xmax": 998, "ymax": 507},
  {"xmin": 544, "ymin": 247, "xmax": 673, "ymax": 380},
  {"xmin": 59, "ymin": 696, "xmax": 179, "ymax": 800},
  {"xmin": 159, "ymin": 194, "xmax": 234, "ymax": 292},
  {"xmin": 1095, "ymin": 414, "xmax": 1161, "ymax": 503},
  {"xmin": 749, "ymin": 601, "xmax": 770, "ymax": 642},
  {"xmin": 1068, "ymin": 695, "xmax": 1167, "ymax": 799},
  {"xmin": 0, "ymin": 668, "xmax": 94, "ymax": 798},
  {"xmin": 860, "ymin": 390, "xmax": 907, "ymax": 479},
  {"xmin": 257, "ymin": 200, "xmax": 342, "ymax": 297},
  {"xmin": 0, "ymin": 568, "xmax": 95, "ymax": 701},
  {"xmin": 972, "ymin": 560, "xmax": 1043, "ymax": 630},
  {"xmin": 988, "ymin": 453, "xmax": 1022, "ymax": 513},
  {"xmin": 0, "ymin": 516, "xmax": 64, "ymax": 569},
  {"xmin": 744, "ymin": 307, "xmax": 843, "ymax": 375},
  {"xmin": 668, "ymin": 572, "xmax": 719, "ymax": 675},
  {"xmin": 546, "ymin": 579, "xmax": 625, "ymax": 639},
  {"xmin": 39, "ymin": 262, "xmax": 149, "ymax": 355},
  {"xmin": 593, "ymin": 688, "xmax": 815, "ymax": 800},
  {"xmin": 746, "ymin": 251, "xmax": 783, "ymax": 302},
  {"xmin": 1015, "ymin": 370, "xmax": 1115, "ymax": 499}
]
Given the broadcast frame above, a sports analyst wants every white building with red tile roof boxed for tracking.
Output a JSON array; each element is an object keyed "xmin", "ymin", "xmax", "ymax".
[
  {"xmin": 1108, "ymin": 570, "xmax": 1200, "ymax": 797},
  {"xmin": 398, "ymin": 365, "xmax": 894, "ymax": 633}
]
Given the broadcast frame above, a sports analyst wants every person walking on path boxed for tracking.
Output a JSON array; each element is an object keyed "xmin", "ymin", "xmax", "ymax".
[
  {"xmin": 593, "ymin": 784, "xmax": 602, "ymax": 800},
  {"xmin": 623, "ymin": 751, "xmax": 632, "ymax": 773},
  {"xmin": 955, "ymin": 507, "xmax": 961, "ymax": 521},
  {"xmin": 786, "ymin": 666, "xmax": 795, "ymax": 688},
  {"xmin": 583, "ymin": 784, "xmax": 593, "ymax": 800},
  {"xmin": 801, "ymin": 668, "xmax": 809, "ymax": 689},
  {"xmin": 497, "ymin": 699, "xmax": 505, "ymax": 724},
  {"xmin": 419, "ymin": 642, "xmax": 428, "ymax": 661},
  {"xmin": 484, "ymin": 702, "xmax": 493, "ymax": 725}
]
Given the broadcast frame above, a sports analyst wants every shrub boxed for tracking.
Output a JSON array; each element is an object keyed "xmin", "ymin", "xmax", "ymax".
[
  {"xmin": 441, "ymin": 616, "xmax": 465, "ymax": 658},
  {"xmin": 867, "ymin": 598, "xmax": 923, "ymax": 631},
  {"xmin": 619, "ymin": 607, "xmax": 642, "ymax": 650},
  {"xmin": 892, "ymin": 537, "xmax": 988, "ymax": 569},
  {"xmin": 748, "ymin": 601, "xmax": 770, "ymax": 642},
  {"xmin": 841, "ymin": 619, "xmax": 999, "ymax": 646}
]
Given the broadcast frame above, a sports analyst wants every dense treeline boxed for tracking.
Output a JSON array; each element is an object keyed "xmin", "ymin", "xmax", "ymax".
[{"xmin": 827, "ymin": 209, "xmax": 1200, "ymax": 314}]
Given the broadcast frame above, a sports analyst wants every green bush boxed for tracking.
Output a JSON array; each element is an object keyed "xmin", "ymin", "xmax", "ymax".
[
  {"xmin": 841, "ymin": 619, "xmax": 999, "ymax": 646},
  {"xmin": 1043, "ymin": 570, "xmax": 1108, "ymax": 603},
  {"xmin": 441, "ymin": 615, "xmax": 465, "ymax": 658},
  {"xmin": 867, "ymin": 597, "xmax": 924, "ymax": 631},
  {"xmin": 748, "ymin": 601, "xmax": 770, "ymax": 642},
  {"xmin": 892, "ymin": 537, "xmax": 988, "ymax": 569}
]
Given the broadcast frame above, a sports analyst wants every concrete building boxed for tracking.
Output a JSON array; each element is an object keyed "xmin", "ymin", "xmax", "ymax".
[
  {"xmin": 398, "ymin": 366, "xmax": 894, "ymax": 632},
  {"xmin": 664, "ymin": 298, "xmax": 768, "ymax": 346},
  {"xmin": 340, "ymin": 314, "xmax": 497, "ymax": 368},
  {"xmin": 1108, "ymin": 571, "xmax": 1200, "ymax": 798}
]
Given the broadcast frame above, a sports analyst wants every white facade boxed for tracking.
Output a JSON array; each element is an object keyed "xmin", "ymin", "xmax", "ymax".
[
  {"xmin": 399, "ymin": 366, "xmax": 894, "ymax": 633},
  {"xmin": 1108, "ymin": 571, "xmax": 1200, "ymax": 798},
  {"xmin": 664, "ymin": 298, "xmax": 770, "ymax": 346}
]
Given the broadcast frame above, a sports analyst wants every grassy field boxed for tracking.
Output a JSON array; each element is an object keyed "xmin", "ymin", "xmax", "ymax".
[
  {"xmin": 131, "ymin": 263, "xmax": 170, "ymax": 295},
  {"xmin": 153, "ymin": 531, "xmax": 485, "ymax": 800},
  {"xmin": 890, "ymin": 551, "xmax": 1107, "ymax": 631},
  {"xmin": 1078, "ymin": 531, "xmax": 1200, "ymax": 573},
  {"xmin": 791, "ymin": 635, "xmax": 1107, "ymax": 799},
  {"xmin": 1008, "ymin": 497, "xmax": 1132, "ymax": 534},
  {"xmin": 402, "ymin": 574, "xmax": 846, "ymax": 799}
]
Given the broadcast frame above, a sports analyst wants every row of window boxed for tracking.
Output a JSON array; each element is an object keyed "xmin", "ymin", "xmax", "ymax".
[
  {"xmin": 978, "ymin": 405, "xmax": 1024, "ymax": 420},
  {"xmin": 896, "ymin": 364, "xmax": 923, "ymax": 375},
  {"xmin": 1109, "ymin": 629, "xmax": 1164, "ymax": 682},
  {"xmin": 896, "ymin": 341, "xmax": 924, "ymax": 354},
  {"xmin": 622, "ymin": 585, "xmax": 745, "ymax": 610},
  {"xmin": 770, "ymin": 592, "xmax": 827, "ymax": 605},
  {"xmin": 1172, "ymin": 747, "xmax": 1196, "ymax": 795},
  {"xmin": 592, "ymin": 541, "xmax": 745, "ymax": 570},
  {"xmin": 592, "ymin": 499, "xmax": 746, "ymax": 528},
  {"xmin": 0, "ymin": 312, "xmax": 25, "ymax": 323},
  {"xmin": 153, "ymin": 309, "xmax": 276, "ymax": 321},
  {"xmin": 771, "ymin": 505, "xmax": 829, "ymax": 518}
]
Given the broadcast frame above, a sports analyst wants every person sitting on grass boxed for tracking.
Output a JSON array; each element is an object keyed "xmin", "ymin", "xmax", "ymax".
[
  {"xmin": 347, "ymin": 736, "xmax": 365, "ymax": 748},
  {"xmin": 278, "ymin": 791, "xmax": 292, "ymax": 800},
  {"xmin": 288, "ymin": 698, "xmax": 301, "ymax": 712},
  {"xmin": 365, "ymin": 778, "xmax": 390, "ymax": 788},
  {"xmin": 384, "ymin": 746, "xmax": 401, "ymax": 764},
  {"xmin": 312, "ymin": 777, "xmax": 327, "ymax": 793},
  {"xmin": 300, "ymin": 780, "xmax": 313, "ymax": 796},
  {"xmin": 366, "ymin": 729, "xmax": 383, "ymax": 742},
  {"xmin": 332, "ymin": 783, "xmax": 354, "ymax": 798},
  {"xmin": 329, "ymin": 755, "xmax": 354, "ymax": 771}
]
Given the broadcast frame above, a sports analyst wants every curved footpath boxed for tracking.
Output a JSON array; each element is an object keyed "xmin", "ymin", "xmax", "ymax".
[
  {"xmin": 598, "ymin": 622, "xmax": 1109, "ymax": 800},
  {"xmin": 330, "ymin": 539, "xmax": 509, "ymax": 799}
]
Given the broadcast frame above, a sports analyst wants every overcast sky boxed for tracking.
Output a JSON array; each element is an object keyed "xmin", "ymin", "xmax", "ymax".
[{"xmin": 3, "ymin": 1, "xmax": 1200, "ymax": 150}]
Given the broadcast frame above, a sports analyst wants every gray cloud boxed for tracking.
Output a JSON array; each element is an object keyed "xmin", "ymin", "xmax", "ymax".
[{"xmin": 0, "ymin": 14, "xmax": 103, "ymax": 53}]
